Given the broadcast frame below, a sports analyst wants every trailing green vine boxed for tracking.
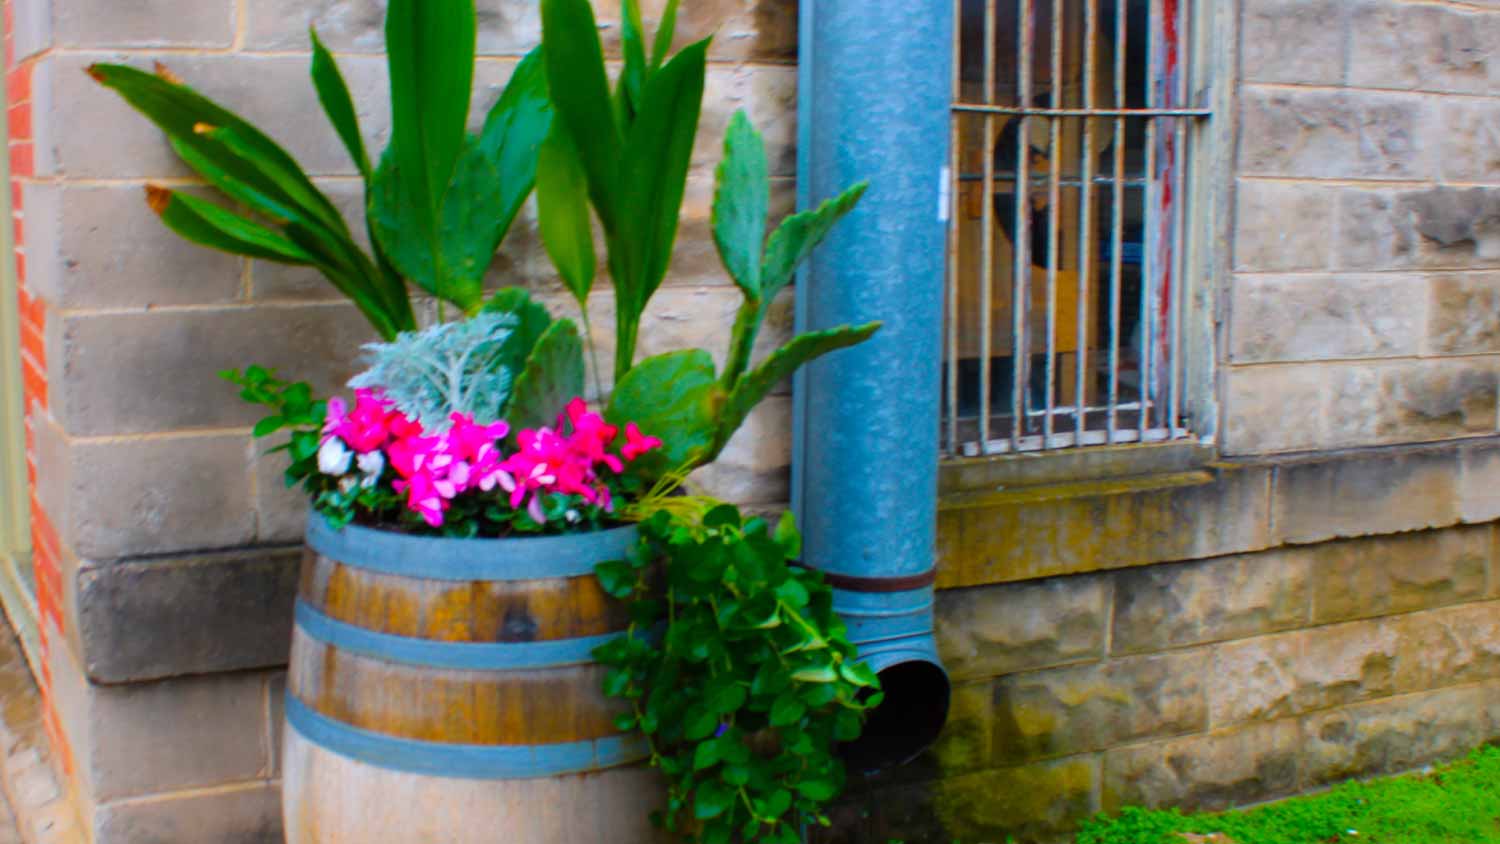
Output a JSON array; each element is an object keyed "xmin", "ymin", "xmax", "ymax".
[{"xmin": 594, "ymin": 506, "xmax": 883, "ymax": 844}]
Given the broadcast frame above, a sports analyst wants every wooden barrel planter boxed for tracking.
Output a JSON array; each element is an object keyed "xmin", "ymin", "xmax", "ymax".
[{"xmin": 282, "ymin": 516, "xmax": 663, "ymax": 844}]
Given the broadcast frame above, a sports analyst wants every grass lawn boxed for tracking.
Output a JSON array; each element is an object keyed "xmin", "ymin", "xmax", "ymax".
[{"xmin": 1076, "ymin": 747, "xmax": 1500, "ymax": 844}]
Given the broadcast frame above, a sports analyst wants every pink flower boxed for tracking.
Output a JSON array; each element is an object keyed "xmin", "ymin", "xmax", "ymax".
[
  {"xmin": 394, "ymin": 472, "xmax": 448, "ymax": 528},
  {"xmin": 322, "ymin": 397, "xmax": 349, "ymax": 445},
  {"xmin": 449, "ymin": 413, "xmax": 510, "ymax": 461},
  {"xmin": 621, "ymin": 422, "xmax": 663, "ymax": 462}
]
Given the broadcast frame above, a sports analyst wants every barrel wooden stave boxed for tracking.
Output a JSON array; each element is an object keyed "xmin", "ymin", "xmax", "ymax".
[
  {"xmin": 289, "ymin": 629, "xmax": 622, "ymax": 745},
  {"xmin": 284, "ymin": 728, "xmax": 664, "ymax": 844},
  {"xmin": 284, "ymin": 523, "xmax": 661, "ymax": 844},
  {"xmin": 300, "ymin": 549, "xmax": 630, "ymax": 643}
]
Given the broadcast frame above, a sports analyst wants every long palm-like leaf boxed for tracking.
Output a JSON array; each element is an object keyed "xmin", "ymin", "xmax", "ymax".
[
  {"xmin": 611, "ymin": 37, "xmax": 709, "ymax": 379},
  {"xmin": 310, "ymin": 30, "xmax": 371, "ymax": 180},
  {"xmin": 540, "ymin": 0, "xmax": 622, "ymax": 230},
  {"xmin": 384, "ymin": 0, "xmax": 475, "ymax": 238}
]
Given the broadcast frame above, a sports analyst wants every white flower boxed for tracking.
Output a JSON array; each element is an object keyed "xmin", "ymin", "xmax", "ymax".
[
  {"xmin": 318, "ymin": 438, "xmax": 354, "ymax": 476},
  {"xmin": 356, "ymin": 450, "xmax": 385, "ymax": 488},
  {"xmin": 338, "ymin": 476, "xmax": 358, "ymax": 495},
  {"xmin": 565, "ymin": 509, "xmax": 581, "ymax": 524}
]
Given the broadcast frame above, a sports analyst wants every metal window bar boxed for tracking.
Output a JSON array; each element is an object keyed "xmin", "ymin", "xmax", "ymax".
[{"xmin": 943, "ymin": 0, "xmax": 1206, "ymax": 457}]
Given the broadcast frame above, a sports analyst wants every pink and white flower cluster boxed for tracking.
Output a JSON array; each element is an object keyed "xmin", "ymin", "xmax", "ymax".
[{"xmin": 318, "ymin": 390, "xmax": 662, "ymax": 529}]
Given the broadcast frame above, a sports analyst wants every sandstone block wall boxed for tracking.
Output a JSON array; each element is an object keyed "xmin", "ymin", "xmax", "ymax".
[
  {"xmin": 823, "ymin": 518, "xmax": 1500, "ymax": 843},
  {"xmin": 1225, "ymin": 0, "xmax": 1500, "ymax": 456}
]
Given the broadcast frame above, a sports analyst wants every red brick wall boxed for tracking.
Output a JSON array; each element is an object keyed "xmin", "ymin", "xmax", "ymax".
[{"xmin": 4, "ymin": 0, "xmax": 69, "ymax": 782}]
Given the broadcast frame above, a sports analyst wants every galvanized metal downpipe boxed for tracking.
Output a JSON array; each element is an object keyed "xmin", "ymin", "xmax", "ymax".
[{"xmin": 793, "ymin": 0, "xmax": 953, "ymax": 774}]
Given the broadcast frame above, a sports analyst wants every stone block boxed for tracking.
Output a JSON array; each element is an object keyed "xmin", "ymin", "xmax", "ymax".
[
  {"xmin": 248, "ymin": 0, "xmax": 797, "ymax": 65},
  {"xmin": 44, "ymin": 636, "xmax": 272, "ymax": 802},
  {"xmin": 12, "ymin": 0, "xmax": 54, "ymax": 62},
  {"xmin": 1301, "ymin": 683, "xmax": 1500, "ymax": 788},
  {"xmin": 1308, "ymin": 527, "xmax": 1490, "ymax": 624},
  {"xmin": 75, "ymin": 547, "xmax": 301, "ymax": 684},
  {"xmin": 1427, "ymin": 273, "xmax": 1500, "ymax": 356},
  {"xmin": 246, "ymin": 0, "xmax": 540, "ymax": 55},
  {"xmin": 925, "ymin": 681, "xmax": 993, "ymax": 776},
  {"xmin": 24, "ymin": 183, "xmax": 244, "ymax": 310},
  {"xmin": 1240, "ymin": 0, "xmax": 1346, "ymax": 85},
  {"xmin": 1349, "ymin": 1, "xmax": 1497, "ymax": 94},
  {"xmin": 1229, "ymin": 274, "xmax": 1425, "ymax": 364},
  {"xmin": 54, "ymin": 305, "xmax": 376, "ymax": 438},
  {"xmin": 253, "ymin": 446, "xmax": 308, "ymax": 546},
  {"xmin": 938, "ymin": 466, "xmax": 1272, "ymax": 587},
  {"xmin": 1111, "ymin": 549, "xmax": 1309, "ymax": 655},
  {"xmin": 935, "ymin": 575, "xmax": 1107, "ymax": 680},
  {"xmin": 52, "ymin": 0, "xmax": 234, "ymax": 48},
  {"xmin": 1458, "ymin": 441, "xmax": 1500, "ymax": 523},
  {"xmin": 93, "ymin": 782, "xmax": 281, "ymax": 844},
  {"xmin": 1270, "ymin": 448, "xmax": 1461, "ymax": 546},
  {"xmin": 1222, "ymin": 365, "xmax": 1329, "ymax": 455},
  {"xmin": 1210, "ymin": 620, "xmax": 1398, "ymax": 727},
  {"xmin": 1232, "ymin": 180, "xmax": 1335, "ymax": 273},
  {"xmin": 1238, "ymin": 87, "xmax": 1432, "ymax": 181},
  {"xmin": 1336, "ymin": 187, "xmax": 1500, "ymax": 273},
  {"xmin": 1324, "ymin": 359, "xmax": 1500, "ymax": 448},
  {"xmin": 933, "ymin": 757, "xmax": 1099, "ymax": 844},
  {"xmin": 992, "ymin": 651, "xmax": 1208, "ymax": 763},
  {"xmin": 46, "ymin": 53, "xmax": 389, "ymax": 180},
  {"xmin": 267, "ymin": 674, "xmax": 286, "ymax": 778},
  {"xmin": 61, "ymin": 433, "xmax": 256, "ymax": 561},
  {"xmin": 1389, "ymin": 601, "xmax": 1500, "ymax": 691},
  {"xmin": 1103, "ymin": 720, "xmax": 1300, "ymax": 813},
  {"xmin": 1438, "ymin": 99, "xmax": 1500, "ymax": 182},
  {"xmin": 1333, "ymin": 189, "xmax": 1418, "ymax": 272}
]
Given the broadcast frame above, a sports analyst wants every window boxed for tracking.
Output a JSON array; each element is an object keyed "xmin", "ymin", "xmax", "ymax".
[{"xmin": 943, "ymin": 0, "xmax": 1208, "ymax": 456}]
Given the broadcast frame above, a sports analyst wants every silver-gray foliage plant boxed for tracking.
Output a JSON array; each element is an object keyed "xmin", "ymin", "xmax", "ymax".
[{"xmin": 349, "ymin": 311, "xmax": 521, "ymax": 430}]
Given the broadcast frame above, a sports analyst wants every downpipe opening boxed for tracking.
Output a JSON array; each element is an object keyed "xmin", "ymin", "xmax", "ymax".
[
  {"xmin": 842, "ymin": 656, "xmax": 951, "ymax": 775},
  {"xmin": 828, "ymin": 584, "xmax": 951, "ymax": 774}
]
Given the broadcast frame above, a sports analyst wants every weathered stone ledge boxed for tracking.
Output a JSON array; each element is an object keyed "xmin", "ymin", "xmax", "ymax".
[{"xmin": 938, "ymin": 435, "xmax": 1500, "ymax": 588}]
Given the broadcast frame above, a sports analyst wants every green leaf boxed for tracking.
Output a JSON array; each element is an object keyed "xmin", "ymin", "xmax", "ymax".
[
  {"xmin": 618, "ymin": 0, "xmax": 648, "ymax": 119},
  {"xmin": 774, "ymin": 511, "xmax": 802, "ymax": 559},
  {"xmin": 684, "ymin": 708, "xmax": 718, "ymax": 741},
  {"xmin": 506, "ymin": 319, "xmax": 585, "ymax": 432},
  {"xmin": 712, "ymin": 322, "xmax": 881, "ymax": 461},
  {"xmin": 469, "ymin": 45, "xmax": 552, "ymax": 265},
  {"xmin": 708, "ymin": 682, "xmax": 747, "ymax": 715},
  {"xmin": 764, "ymin": 788, "xmax": 792, "ymax": 819},
  {"xmin": 540, "ymin": 0, "xmax": 622, "ymax": 230},
  {"xmin": 769, "ymin": 692, "xmax": 806, "ymax": 727},
  {"xmin": 693, "ymin": 738, "xmax": 721, "ymax": 771},
  {"xmin": 87, "ymin": 63, "xmax": 338, "ymax": 230},
  {"xmin": 761, "ymin": 181, "xmax": 868, "ymax": 302},
  {"xmin": 795, "ymin": 777, "xmax": 839, "ymax": 802},
  {"xmin": 611, "ymin": 37, "xmax": 709, "ymax": 374},
  {"xmin": 833, "ymin": 708, "xmax": 863, "ymax": 742},
  {"xmin": 252, "ymin": 416, "xmax": 285, "ymax": 438},
  {"xmin": 149, "ymin": 188, "xmax": 313, "ymax": 264},
  {"xmin": 605, "ymin": 350, "xmax": 722, "ymax": 479},
  {"xmin": 712, "ymin": 110, "xmax": 768, "ymax": 300},
  {"xmin": 694, "ymin": 780, "xmax": 734, "ymax": 820},
  {"xmin": 371, "ymin": 44, "xmax": 548, "ymax": 313},
  {"xmin": 384, "ymin": 0, "xmax": 475, "ymax": 237},
  {"xmin": 310, "ymin": 29, "xmax": 371, "ymax": 180},
  {"xmin": 536, "ymin": 122, "xmax": 596, "ymax": 309},
  {"xmin": 595, "ymin": 559, "xmax": 637, "ymax": 599},
  {"xmin": 649, "ymin": 0, "xmax": 681, "ymax": 72},
  {"xmin": 196, "ymin": 123, "xmax": 348, "ymax": 235},
  {"xmin": 484, "ymin": 286, "xmax": 555, "ymax": 362},
  {"xmin": 774, "ymin": 578, "xmax": 809, "ymax": 609}
]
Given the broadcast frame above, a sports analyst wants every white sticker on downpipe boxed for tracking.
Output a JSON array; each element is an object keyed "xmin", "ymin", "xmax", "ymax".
[{"xmin": 938, "ymin": 166, "xmax": 952, "ymax": 223}]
